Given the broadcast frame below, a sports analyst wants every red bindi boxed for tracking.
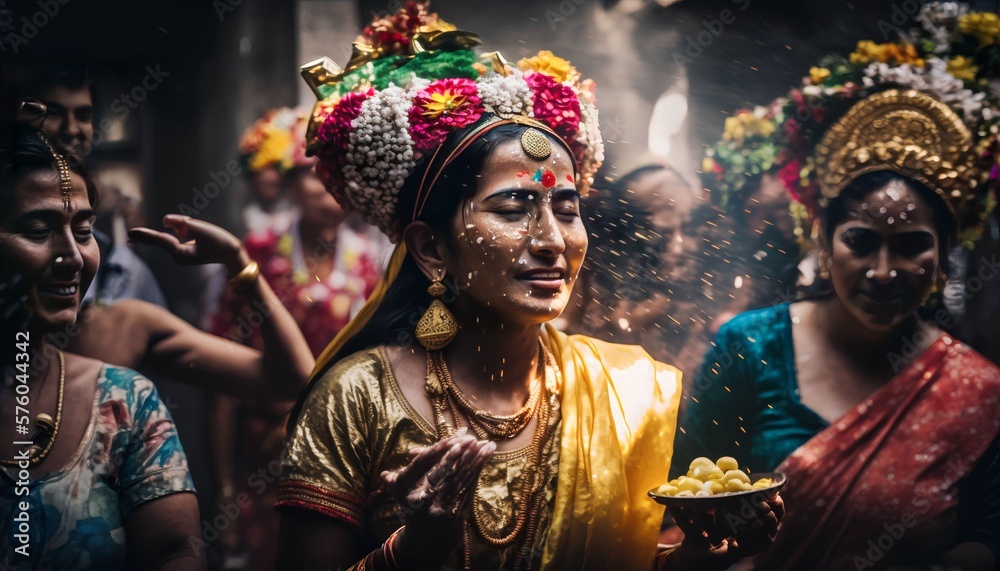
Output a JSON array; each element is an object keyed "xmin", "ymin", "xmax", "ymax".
[{"xmin": 541, "ymin": 170, "xmax": 556, "ymax": 188}]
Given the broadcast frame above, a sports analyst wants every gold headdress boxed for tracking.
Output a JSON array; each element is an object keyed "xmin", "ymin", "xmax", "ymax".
[{"xmin": 815, "ymin": 89, "xmax": 980, "ymax": 218}]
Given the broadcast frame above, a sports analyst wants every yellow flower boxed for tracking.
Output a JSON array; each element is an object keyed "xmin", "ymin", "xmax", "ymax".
[
  {"xmin": 702, "ymin": 156, "xmax": 716, "ymax": 173},
  {"xmin": 947, "ymin": 55, "xmax": 980, "ymax": 81},
  {"xmin": 277, "ymin": 234, "xmax": 294, "ymax": 258},
  {"xmin": 249, "ymin": 127, "xmax": 293, "ymax": 172},
  {"xmin": 421, "ymin": 91, "xmax": 468, "ymax": 119},
  {"xmin": 517, "ymin": 50, "xmax": 579, "ymax": 84},
  {"xmin": 809, "ymin": 67, "xmax": 831, "ymax": 85},
  {"xmin": 849, "ymin": 40, "xmax": 924, "ymax": 67},
  {"xmin": 849, "ymin": 40, "xmax": 879, "ymax": 63},
  {"xmin": 958, "ymin": 12, "xmax": 1000, "ymax": 47},
  {"xmin": 723, "ymin": 112, "xmax": 776, "ymax": 144}
]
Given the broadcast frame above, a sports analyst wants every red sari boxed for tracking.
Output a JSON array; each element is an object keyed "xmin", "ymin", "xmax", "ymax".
[{"xmin": 754, "ymin": 335, "xmax": 1000, "ymax": 570}]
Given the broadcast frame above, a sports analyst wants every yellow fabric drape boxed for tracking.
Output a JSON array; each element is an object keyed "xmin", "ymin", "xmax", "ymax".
[{"xmin": 540, "ymin": 324, "xmax": 681, "ymax": 570}]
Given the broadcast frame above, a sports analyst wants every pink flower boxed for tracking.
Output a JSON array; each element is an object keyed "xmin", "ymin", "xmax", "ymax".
[
  {"xmin": 317, "ymin": 89, "xmax": 374, "ymax": 162},
  {"xmin": 265, "ymin": 256, "xmax": 292, "ymax": 281},
  {"xmin": 409, "ymin": 78, "xmax": 483, "ymax": 151},
  {"xmin": 525, "ymin": 72, "xmax": 582, "ymax": 142},
  {"xmin": 244, "ymin": 229, "xmax": 279, "ymax": 260},
  {"xmin": 778, "ymin": 160, "xmax": 803, "ymax": 203}
]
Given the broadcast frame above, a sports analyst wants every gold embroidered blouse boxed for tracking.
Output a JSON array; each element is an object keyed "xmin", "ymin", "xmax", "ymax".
[
  {"xmin": 277, "ymin": 346, "xmax": 561, "ymax": 569},
  {"xmin": 279, "ymin": 326, "xmax": 683, "ymax": 570}
]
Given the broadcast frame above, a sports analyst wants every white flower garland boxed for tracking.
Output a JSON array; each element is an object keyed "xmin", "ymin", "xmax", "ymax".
[
  {"xmin": 332, "ymin": 70, "xmax": 603, "ymax": 240},
  {"xmin": 576, "ymin": 99, "xmax": 604, "ymax": 188},
  {"xmin": 343, "ymin": 84, "xmax": 417, "ymax": 241},
  {"xmin": 477, "ymin": 71, "xmax": 534, "ymax": 117},
  {"xmin": 916, "ymin": 2, "xmax": 968, "ymax": 54},
  {"xmin": 862, "ymin": 59, "xmax": 986, "ymax": 123}
]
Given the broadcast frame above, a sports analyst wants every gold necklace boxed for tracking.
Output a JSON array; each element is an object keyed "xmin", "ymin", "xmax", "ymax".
[
  {"xmin": 429, "ymin": 347, "xmax": 544, "ymax": 440},
  {"xmin": 1, "ymin": 351, "xmax": 65, "ymax": 468},
  {"xmin": 424, "ymin": 343, "xmax": 558, "ymax": 570}
]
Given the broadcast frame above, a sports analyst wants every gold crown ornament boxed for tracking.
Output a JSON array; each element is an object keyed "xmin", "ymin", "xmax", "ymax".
[{"xmin": 815, "ymin": 89, "xmax": 980, "ymax": 219}]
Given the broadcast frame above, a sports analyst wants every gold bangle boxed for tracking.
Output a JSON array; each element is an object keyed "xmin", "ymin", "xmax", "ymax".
[{"xmin": 229, "ymin": 260, "xmax": 259, "ymax": 294}]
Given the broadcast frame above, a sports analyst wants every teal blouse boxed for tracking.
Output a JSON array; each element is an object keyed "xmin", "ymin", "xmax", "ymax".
[{"xmin": 672, "ymin": 302, "xmax": 827, "ymax": 477}]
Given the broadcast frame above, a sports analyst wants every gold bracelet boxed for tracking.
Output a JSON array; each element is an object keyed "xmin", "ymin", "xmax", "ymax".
[{"xmin": 229, "ymin": 260, "xmax": 259, "ymax": 294}]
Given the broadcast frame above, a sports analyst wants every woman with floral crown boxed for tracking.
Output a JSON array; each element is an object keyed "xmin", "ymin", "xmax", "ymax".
[
  {"xmin": 237, "ymin": 108, "xmax": 299, "ymax": 235},
  {"xmin": 274, "ymin": 3, "xmax": 782, "ymax": 570},
  {"xmin": 680, "ymin": 3, "xmax": 1000, "ymax": 569}
]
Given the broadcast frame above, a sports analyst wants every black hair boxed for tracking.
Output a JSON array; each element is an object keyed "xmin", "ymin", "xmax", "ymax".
[
  {"xmin": 0, "ymin": 122, "xmax": 99, "ymax": 209},
  {"xmin": 820, "ymin": 170, "xmax": 956, "ymax": 273},
  {"xmin": 287, "ymin": 118, "xmax": 557, "ymax": 429},
  {"xmin": 3, "ymin": 66, "xmax": 92, "ymax": 121}
]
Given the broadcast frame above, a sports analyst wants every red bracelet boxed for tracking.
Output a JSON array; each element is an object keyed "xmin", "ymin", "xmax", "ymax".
[
  {"xmin": 345, "ymin": 527, "xmax": 405, "ymax": 571},
  {"xmin": 383, "ymin": 527, "xmax": 403, "ymax": 571}
]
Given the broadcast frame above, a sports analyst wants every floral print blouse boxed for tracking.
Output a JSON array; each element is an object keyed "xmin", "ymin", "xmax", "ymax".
[{"xmin": 1, "ymin": 365, "xmax": 195, "ymax": 570}]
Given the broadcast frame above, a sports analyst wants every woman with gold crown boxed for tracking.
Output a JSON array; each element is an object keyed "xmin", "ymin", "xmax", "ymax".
[
  {"xmin": 681, "ymin": 4, "xmax": 1000, "ymax": 569},
  {"xmin": 274, "ymin": 3, "xmax": 782, "ymax": 570}
]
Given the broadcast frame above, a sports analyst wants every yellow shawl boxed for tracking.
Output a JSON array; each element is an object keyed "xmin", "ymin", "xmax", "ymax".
[{"xmin": 540, "ymin": 325, "xmax": 680, "ymax": 570}]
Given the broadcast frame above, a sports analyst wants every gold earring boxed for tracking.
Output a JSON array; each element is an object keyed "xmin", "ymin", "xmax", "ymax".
[
  {"xmin": 416, "ymin": 270, "xmax": 458, "ymax": 350},
  {"xmin": 818, "ymin": 253, "xmax": 830, "ymax": 280}
]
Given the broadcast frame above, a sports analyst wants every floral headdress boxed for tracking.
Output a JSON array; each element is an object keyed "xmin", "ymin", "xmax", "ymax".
[
  {"xmin": 702, "ymin": 2, "xmax": 1000, "ymax": 249},
  {"xmin": 300, "ymin": 1, "xmax": 603, "ymax": 243},
  {"xmin": 238, "ymin": 107, "xmax": 314, "ymax": 173}
]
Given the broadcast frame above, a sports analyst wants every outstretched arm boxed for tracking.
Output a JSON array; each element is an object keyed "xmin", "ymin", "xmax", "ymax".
[{"xmin": 128, "ymin": 214, "xmax": 314, "ymax": 398}]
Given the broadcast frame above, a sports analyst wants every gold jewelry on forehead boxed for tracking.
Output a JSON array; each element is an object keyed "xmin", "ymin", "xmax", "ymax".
[
  {"xmin": 412, "ymin": 114, "xmax": 577, "ymax": 222},
  {"xmin": 36, "ymin": 132, "xmax": 74, "ymax": 211},
  {"xmin": 520, "ymin": 127, "xmax": 552, "ymax": 160},
  {"xmin": 815, "ymin": 89, "xmax": 978, "ymax": 218}
]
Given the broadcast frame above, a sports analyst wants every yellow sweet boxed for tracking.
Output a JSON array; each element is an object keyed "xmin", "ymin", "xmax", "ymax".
[
  {"xmin": 654, "ymin": 456, "xmax": 776, "ymax": 498},
  {"xmin": 702, "ymin": 480, "xmax": 725, "ymax": 495},
  {"xmin": 689, "ymin": 457, "xmax": 716, "ymax": 469},
  {"xmin": 725, "ymin": 479, "xmax": 752, "ymax": 493},
  {"xmin": 657, "ymin": 484, "xmax": 678, "ymax": 496},
  {"xmin": 716, "ymin": 456, "xmax": 739, "ymax": 472},
  {"xmin": 676, "ymin": 477, "xmax": 703, "ymax": 495},
  {"xmin": 691, "ymin": 465, "xmax": 724, "ymax": 481},
  {"xmin": 723, "ymin": 469, "xmax": 751, "ymax": 484}
]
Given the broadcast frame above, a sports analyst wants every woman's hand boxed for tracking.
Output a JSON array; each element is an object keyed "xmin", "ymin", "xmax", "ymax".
[
  {"xmin": 661, "ymin": 492, "xmax": 784, "ymax": 570},
  {"xmin": 128, "ymin": 214, "xmax": 247, "ymax": 276},
  {"xmin": 381, "ymin": 432, "xmax": 495, "ymax": 565}
]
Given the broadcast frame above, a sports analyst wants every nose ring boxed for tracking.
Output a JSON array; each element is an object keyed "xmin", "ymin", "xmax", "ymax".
[
  {"xmin": 866, "ymin": 268, "xmax": 898, "ymax": 279},
  {"xmin": 55, "ymin": 256, "xmax": 65, "ymax": 264}
]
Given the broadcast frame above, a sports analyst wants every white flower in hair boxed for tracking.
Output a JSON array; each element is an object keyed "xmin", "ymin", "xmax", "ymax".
[
  {"xmin": 916, "ymin": 2, "xmax": 969, "ymax": 53},
  {"xmin": 344, "ymin": 84, "xmax": 417, "ymax": 241},
  {"xmin": 862, "ymin": 59, "xmax": 985, "ymax": 122},
  {"xmin": 477, "ymin": 71, "xmax": 534, "ymax": 118}
]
